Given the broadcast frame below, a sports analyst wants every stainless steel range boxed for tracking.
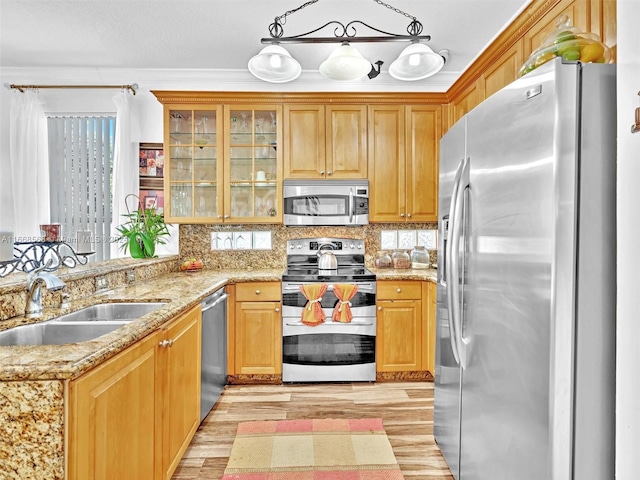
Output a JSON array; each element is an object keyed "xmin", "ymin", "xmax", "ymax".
[{"xmin": 281, "ymin": 237, "xmax": 376, "ymax": 383}]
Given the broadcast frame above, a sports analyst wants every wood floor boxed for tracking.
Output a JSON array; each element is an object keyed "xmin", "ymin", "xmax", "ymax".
[{"xmin": 172, "ymin": 381, "xmax": 455, "ymax": 479}]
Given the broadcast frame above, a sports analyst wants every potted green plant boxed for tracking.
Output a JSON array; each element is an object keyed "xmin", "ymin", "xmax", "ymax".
[{"xmin": 115, "ymin": 194, "xmax": 170, "ymax": 258}]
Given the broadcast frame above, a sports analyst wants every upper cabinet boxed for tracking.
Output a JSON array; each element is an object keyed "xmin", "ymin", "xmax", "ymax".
[
  {"xmin": 154, "ymin": 92, "xmax": 448, "ymax": 225},
  {"xmin": 283, "ymin": 104, "xmax": 367, "ymax": 179},
  {"xmin": 160, "ymin": 99, "xmax": 282, "ymax": 224},
  {"xmin": 224, "ymin": 106, "xmax": 283, "ymax": 223},
  {"xmin": 369, "ymin": 105, "xmax": 441, "ymax": 223},
  {"xmin": 165, "ymin": 105, "xmax": 223, "ymax": 222}
]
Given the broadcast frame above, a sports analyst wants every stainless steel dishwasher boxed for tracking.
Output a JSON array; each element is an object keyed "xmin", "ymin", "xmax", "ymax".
[{"xmin": 200, "ymin": 287, "xmax": 228, "ymax": 423}]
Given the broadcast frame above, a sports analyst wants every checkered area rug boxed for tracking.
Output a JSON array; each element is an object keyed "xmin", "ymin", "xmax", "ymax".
[{"xmin": 222, "ymin": 418, "xmax": 405, "ymax": 479}]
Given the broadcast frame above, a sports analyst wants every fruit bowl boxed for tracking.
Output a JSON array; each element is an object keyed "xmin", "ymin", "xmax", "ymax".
[
  {"xmin": 180, "ymin": 258, "xmax": 204, "ymax": 272},
  {"xmin": 519, "ymin": 15, "xmax": 612, "ymax": 77}
]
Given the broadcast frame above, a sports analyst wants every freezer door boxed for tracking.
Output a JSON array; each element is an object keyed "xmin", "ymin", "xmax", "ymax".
[
  {"xmin": 459, "ymin": 60, "xmax": 578, "ymax": 479},
  {"xmin": 434, "ymin": 117, "xmax": 466, "ymax": 479}
]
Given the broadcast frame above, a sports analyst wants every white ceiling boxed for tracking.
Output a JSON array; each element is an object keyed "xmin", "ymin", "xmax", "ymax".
[{"xmin": 1, "ymin": 0, "xmax": 532, "ymax": 91}]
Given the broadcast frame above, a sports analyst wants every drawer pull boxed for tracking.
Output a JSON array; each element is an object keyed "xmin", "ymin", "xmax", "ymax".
[
  {"xmin": 255, "ymin": 289, "xmax": 261, "ymax": 295},
  {"xmin": 397, "ymin": 288, "xmax": 402, "ymax": 293}
]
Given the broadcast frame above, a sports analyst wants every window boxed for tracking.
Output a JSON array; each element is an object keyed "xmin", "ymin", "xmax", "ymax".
[{"xmin": 47, "ymin": 116, "xmax": 115, "ymax": 262}]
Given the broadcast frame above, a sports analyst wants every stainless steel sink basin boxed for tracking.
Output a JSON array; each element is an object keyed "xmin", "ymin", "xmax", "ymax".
[
  {"xmin": 54, "ymin": 302, "xmax": 167, "ymax": 323},
  {"xmin": 0, "ymin": 302, "xmax": 167, "ymax": 346},
  {"xmin": 0, "ymin": 321, "xmax": 131, "ymax": 346}
]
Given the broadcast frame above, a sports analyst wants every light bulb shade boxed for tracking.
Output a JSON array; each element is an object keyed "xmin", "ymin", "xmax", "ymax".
[
  {"xmin": 319, "ymin": 43, "xmax": 371, "ymax": 81},
  {"xmin": 248, "ymin": 45, "xmax": 301, "ymax": 83},
  {"xmin": 389, "ymin": 43, "xmax": 445, "ymax": 81}
]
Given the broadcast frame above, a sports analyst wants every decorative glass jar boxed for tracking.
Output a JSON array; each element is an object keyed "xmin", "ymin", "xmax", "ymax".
[
  {"xmin": 374, "ymin": 250, "xmax": 392, "ymax": 269},
  {"xmin": 410, "ymin": 246, "xmax": 431, "ymax": 269},
  {"xmin": 392, "ymin": 250, "xmax": 411, "ymax": 269}
]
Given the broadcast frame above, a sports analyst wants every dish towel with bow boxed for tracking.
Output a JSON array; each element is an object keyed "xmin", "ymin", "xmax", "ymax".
[
  {"xmin": 332, "ymin": 284, "xmax": 359, "ymax": 323},
  {"xmin": 300, "ymin": 283, "xmax": 328, "ymax": 326}
]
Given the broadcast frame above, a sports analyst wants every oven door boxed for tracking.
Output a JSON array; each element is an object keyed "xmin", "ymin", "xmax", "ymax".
[
  {"xmin": 282, "ymin": 318, "xmax": 376, "ymax": 382},
  {"xmin": 281, "ymin": 281, "xmax": 376, "ymax": 319}
]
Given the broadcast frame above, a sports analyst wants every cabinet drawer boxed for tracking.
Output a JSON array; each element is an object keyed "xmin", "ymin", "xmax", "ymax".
[
  {"xmin": 377, "ymin": 281, "xmax": 422, "ymax": 300},
  {"xmin": 235, "ymin": 282, "xmax": 281, "ymax": 302}
]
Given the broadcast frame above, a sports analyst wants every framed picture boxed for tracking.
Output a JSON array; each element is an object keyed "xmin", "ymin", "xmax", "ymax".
[
  {"xmin": 142, "ymin": 190, "xmax": 164, "ymax": 215},
  {"xmin": 139, "ymin": 143, "xmax": 164, "ymax": 178}
]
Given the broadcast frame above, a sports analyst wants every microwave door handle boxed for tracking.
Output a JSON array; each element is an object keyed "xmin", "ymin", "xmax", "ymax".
[{"xmin": 349, "ymin": 189, "xmax": 354, "ymax": 224}]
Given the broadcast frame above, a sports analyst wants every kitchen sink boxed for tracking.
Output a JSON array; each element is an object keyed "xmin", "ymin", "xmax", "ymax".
[
  {"xmin": 0, "ymin": 302, "xmax": 167, "ymax": 347},
  {"xmin": 53, "ymin": 302, "xmax": 167, "ymax": 323}
]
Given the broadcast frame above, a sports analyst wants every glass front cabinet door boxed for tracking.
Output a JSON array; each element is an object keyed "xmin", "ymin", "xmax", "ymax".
[
  {"xmin": 165, "ymin": 106, "xmax": 223, "ymax": 222},
  {"xmin": 224, "ymin": 106, "xmax": 282, "ymax": 223},
  {"xmin": 164, "ymin": 104, "xmax": 282, "ymax": 224}
]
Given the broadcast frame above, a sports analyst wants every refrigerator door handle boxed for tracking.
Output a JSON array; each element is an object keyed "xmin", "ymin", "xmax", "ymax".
[
  {"xmin": 445, "ymin": 157, "xmax": 465, "ymax": 366},
  {"xmin": 446, "ymin": 156, "xmax": 470, "ymax": 369}
]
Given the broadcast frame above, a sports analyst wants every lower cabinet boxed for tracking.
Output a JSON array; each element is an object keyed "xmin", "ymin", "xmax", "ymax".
[
  {"xmin": 376, "ymin": 281, "xmax": 423, "ymax": 372},
  {"xmin": 228, "ymin": 282, "xmax": 282, "ymax": 376},
  {"xmin": 376, "ymin": 280, "xmax": 436, "ymax": 374},
  {"xmin": 67, "ymin": 304, "xmax": 202, "ymax": 480}
]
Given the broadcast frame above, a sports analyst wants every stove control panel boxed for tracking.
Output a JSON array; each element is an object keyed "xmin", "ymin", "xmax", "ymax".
[{"xmin": 287, "ymin": 238, "xmax": 364, "ymax": 255}]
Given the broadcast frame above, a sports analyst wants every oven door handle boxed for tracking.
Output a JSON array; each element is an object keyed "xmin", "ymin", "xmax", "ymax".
[
  {"xmin": 285, "ymin": 321, "xmax": 374, "ymax": 326},
  {"xmin": 282, "ymin": 283, "xmax": 375, "ymax": 292}
]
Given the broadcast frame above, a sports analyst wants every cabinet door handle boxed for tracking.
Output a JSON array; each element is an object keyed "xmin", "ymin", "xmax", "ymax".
[
  {"xmin": 397, "ymin": 288, "xmax": 402, "ymax": 293},
  {"xmin": 320, "ymin": 170, "xmax": 325, "ymax": 176},
  {"xmin": 378, "ymin": 306, "xmax": 382, "ymax": 311},
  {"xmin": 159, "ymin": 340, "xmax": 169, "ymax": 348},
  {"xmin": 275, "ymin": 307, "xmax": 280, "ymax": 312},
  {"xmin": 255, "ymin": 289, "xmax": 261, "ymax": 295},
  {"xmin": 224, "ymin": 214, "xmax": 230, "ymax": 219},
  {"xmin": 327, "ymin": 171, "xmax": 333, "ymax": 176},
  {"xmin": 400, "ymin": 213, "xmax": 405, "ymax": 218},
  {"xmin": 407, "ymin": 213, "xmax": 412, "ymax": 218},
  {"xmin": 217, "ymin": 214, "xmax": 223, "ymax": 219}
]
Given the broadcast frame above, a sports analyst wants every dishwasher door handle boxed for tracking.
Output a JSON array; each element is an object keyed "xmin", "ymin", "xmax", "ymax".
[{"xmin": 202, "ymin": 292, "xmax": 229, "ymax": 313}]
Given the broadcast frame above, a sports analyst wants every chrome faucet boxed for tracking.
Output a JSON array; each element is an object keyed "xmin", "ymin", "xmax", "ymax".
[{"xmin": 25, "ymin": 264, "xmax": 66, "ymax": 317}]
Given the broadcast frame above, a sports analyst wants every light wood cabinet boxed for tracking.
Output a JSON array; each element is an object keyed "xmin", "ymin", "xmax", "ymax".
[
  {"xmin": 159, "ymin": 100, "xmax": 282, "ymax": 224},
  {"xmin": 522, "ymin": 0, "xmax": 588, "ymax": 60},
  {"xmin": 67, "ymin": 305, "xmax": 202, "ymax": 480},
  {"xmin": 369, "ymin": 105, "xmax": 440, "ymax": 223},
  {"xmin": 230, "ymin": 282, "xmax": 282, "ymax": 375},
  {"xmin": 479, "ymin": 40, "xmax": 524, "ymax": 100},
  {"xmin": 450, "ymin": 80, "xmax": 482, "ymax": 129},
  {"xmin": 376, "ymin": 281, "xmax": 424, "ymax": 372},
  {"xmin": 68, "ymin": 329, "xmax": 159, "ymax": 480},
  {"xmin": 284, "ymin": 104, "xmax": 367, "ymax": 179},
  {"xmin": 159, "ymin": 305, "xmax": 202, "ymax": 479}
]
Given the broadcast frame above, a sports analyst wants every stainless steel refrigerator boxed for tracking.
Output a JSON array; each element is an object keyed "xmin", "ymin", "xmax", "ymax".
[{"xmin": 434, "ymin": 58, "xmax": 616, "ymax": 480}]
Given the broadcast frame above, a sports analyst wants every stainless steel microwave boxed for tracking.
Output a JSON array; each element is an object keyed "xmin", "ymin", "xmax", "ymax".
[{"xmin": 283, "ymin": 179, "xmax": 369, "ymax": 226}]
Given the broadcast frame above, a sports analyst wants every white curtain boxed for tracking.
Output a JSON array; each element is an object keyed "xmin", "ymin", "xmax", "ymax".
[
  {"xmin": 110, "ymin": 90, "xmax": 140, "ymax": 258},
  {"xmin": 8, "ymin": 90, "xmax": 50, "ymax": 239}
]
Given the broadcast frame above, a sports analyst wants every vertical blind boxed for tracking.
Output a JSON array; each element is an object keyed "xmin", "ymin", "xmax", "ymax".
[{"xmin": 47, "ymin": 116, "xmax": 115, "ymax": 262}]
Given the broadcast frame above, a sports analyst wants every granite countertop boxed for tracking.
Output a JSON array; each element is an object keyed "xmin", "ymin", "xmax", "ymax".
[
  {"xmin": 0, "ymin": 266, "xmax": 436, "ymax": 382},
  {"xmin": 371, "ymin": 267, "xmax": 438, "ymax": 282},
  {"xmin": 0, "ymin": 268, "xmax": 283, "ymax": 382}
]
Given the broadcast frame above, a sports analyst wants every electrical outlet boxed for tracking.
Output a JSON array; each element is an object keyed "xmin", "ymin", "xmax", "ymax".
[{"xmin": 95, "ymin": 275, "xmax": 109, "ymax": 291}]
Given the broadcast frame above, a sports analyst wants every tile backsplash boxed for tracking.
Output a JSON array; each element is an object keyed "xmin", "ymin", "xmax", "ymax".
[{"xmin": 180, "ymin": 222, "xmax": 438, "ymax": 270}]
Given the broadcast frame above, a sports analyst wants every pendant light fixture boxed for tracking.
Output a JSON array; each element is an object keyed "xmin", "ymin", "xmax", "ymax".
[
  {"xmin": 248, "ymin": 0, "xmax": 447, "ymax": 83},
  {"xmin": 319, "ymin": 42, "xmax": 372, "ymax": 81},
  {"xmin": 248, "ymin": 45, "xmax": 302, "ymax": 83},
  {"xmin": 389, "ymin": 43, "xmax": 446, "ymax": 81}
]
